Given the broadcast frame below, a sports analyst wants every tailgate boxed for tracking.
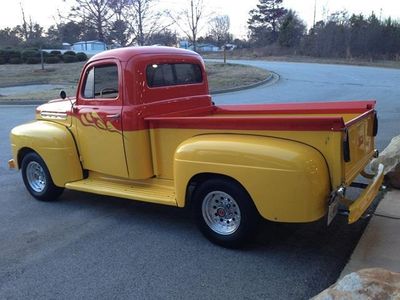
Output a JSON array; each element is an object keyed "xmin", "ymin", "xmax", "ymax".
[{"xmin": 343, "ymin": 111, "xmax": 377, "ymax": 185}]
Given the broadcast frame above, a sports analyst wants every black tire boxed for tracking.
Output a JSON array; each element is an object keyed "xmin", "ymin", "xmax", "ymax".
[
  {"xmin": 192, "ymin": 178, "xmax": 260, "ymax": 248},
  {"xmin": 21, "ymin": 152, "xmax": 64, "ymax": 201}
]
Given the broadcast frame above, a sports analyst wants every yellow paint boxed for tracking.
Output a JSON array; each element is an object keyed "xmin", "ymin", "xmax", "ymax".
[
  {"xmin": 35, "ymin": 100, "xmax": 73, "ymax": 127},
  {"xmin": 150, "ymin": 128, "xmax": 344, "ymax": 188},
  {"xmin": 348, "ymin": 164, "xmax": 384, "ymax": 223},
  {"xmin": 73, "ymin": 115, "xmax": 128, "ymax": 178},
  {"xmin": 10, "ymin": 121, "xmax": 83, "ymax": 187},
  {"xmin": 66, "ymin": 171, "xmax": 176, "ymax": 206},
  {"xmin": 174, "ymin": 134, "xmax": 330, "ymax": 222},
  {"xmin": 11, "ymin": 107, "xmax": 378, "ymax": 225},
  {"xmin": 344, "ymin": 113, "xmax": 375, "ymax": 185},
  {"xmin": 123, "ymin": 130, "xmax": 154, "ymax": 179}
]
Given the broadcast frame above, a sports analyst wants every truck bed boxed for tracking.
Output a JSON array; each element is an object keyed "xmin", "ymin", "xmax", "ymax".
[
  {"xmin": 147, "ymin": 100, "xmax": 375, "ymax": 131},
  {"xmin": 146, "ymin": 100, "xmax": 377, "ymax": 189}
]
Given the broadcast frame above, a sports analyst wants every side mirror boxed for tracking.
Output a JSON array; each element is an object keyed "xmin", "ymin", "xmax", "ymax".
[{"xmin": 60, "ymin": 90, "xmax": 67, "ymax": 99}]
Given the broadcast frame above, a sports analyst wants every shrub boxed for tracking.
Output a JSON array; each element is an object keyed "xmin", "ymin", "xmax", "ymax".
[
  {"xmin": 76, "ymin": 52, "xmax": 88, "ymax": 61},
  {"xmin": 45, "ymin": 56, "xmax": 61, "ymax": 64},
  {"xmin": 26, "ymin": 57, "xmax": 41, "ymax": 64},
  {"xmin": 63, "ymin": 50, "xmax": 76, "ymax": 56},
  {"xmin": 50, "ymin": 50, "xmax": 62, "ymax": 56},
  {"xmin": 0, "ymin": 50, "xmax": 5, "ymax": 63},
  {"xmin": 9, "ymin": 57, "xmax": 23, "ymax": 64},
  {"xmin": 63, "ymin": 54, "xmax": 78, "ymax": 63},
  {"xmin": 1, "ymin": 49, "xmax": 21, "ymax": 63},
  {"xmin": 22, "ymin": 50, "xmax": 40, "ymax": 62}
]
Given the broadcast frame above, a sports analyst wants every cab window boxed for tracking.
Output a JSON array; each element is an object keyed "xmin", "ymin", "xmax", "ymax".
[
  {"xmin": 83, "ymin": 64, "xmax": 119, "ymax": 99},
  {"xmin": 146, "ymin": 63, "xmax": 202, "ymax": 88}
]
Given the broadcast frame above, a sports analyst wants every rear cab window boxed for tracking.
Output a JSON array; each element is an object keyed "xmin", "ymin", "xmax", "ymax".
[
  {"xmin": 146, "ymin": 63, "xmax": 203, "ymax": 88},
  {"xmin": 82, "ymin": 64, "xmax": 119, "ymax": 99}
]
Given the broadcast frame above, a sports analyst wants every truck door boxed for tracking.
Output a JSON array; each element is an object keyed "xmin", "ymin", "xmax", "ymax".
[{"xmin": 73, "ymin": 61, "xmax": 128, "ymax": 178}]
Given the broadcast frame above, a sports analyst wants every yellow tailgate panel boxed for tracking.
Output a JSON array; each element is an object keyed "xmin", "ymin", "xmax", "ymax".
[{"xmin": 344, "ymin": 113, "xmax": 375, "ymax": 185}]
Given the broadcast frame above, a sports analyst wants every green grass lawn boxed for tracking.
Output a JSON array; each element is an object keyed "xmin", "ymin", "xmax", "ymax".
[{"xmin": 0, "ymin": 61, "xmax": 270, "ymax": 102}]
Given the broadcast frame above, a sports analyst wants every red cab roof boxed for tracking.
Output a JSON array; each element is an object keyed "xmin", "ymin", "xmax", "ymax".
[{"xmin": 88, "ymin": 46, "xmax": 200, "ymax": 62}]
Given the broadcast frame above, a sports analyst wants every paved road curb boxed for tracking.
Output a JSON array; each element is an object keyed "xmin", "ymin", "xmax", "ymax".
[
  {"xmin": 0, "ymin": 100, "xmax": 46, "ymax": 106},
  {"xmin": 211, "ymin": 71, "xmax": 279, "ymax": 95}
]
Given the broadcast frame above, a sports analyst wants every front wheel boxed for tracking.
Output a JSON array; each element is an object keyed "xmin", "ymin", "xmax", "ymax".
[
  {"xmin": 192, "ymin": 178, "xmax": 260, "ymax": 248},
  {"xmin": 21, "ymin": 152, "xmax": 64, "ymax": 201}
]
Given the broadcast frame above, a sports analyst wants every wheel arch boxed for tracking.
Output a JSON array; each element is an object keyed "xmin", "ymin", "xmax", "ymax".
[
  {"xmin": 10, "ymin": 121, "xmax": 83, "ymax": 187},
  {"xmin": 17, "ymin": 147, "xmax": 36, "ymax": 168},
  {"xmin": 184, "ymin": 172, "xmax": 254, "ymax": 210},
  {"xmin": 174, "ymin": 133, "xmax": 331, "ymax": 223}
]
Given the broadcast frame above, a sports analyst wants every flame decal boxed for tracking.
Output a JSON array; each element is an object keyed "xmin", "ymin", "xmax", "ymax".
[{"xmin": 80, "ymin": 112, "xmax": 121, "ymax": 134}]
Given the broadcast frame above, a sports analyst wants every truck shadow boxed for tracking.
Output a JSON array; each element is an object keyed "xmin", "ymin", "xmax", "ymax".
[{"xmin": 56, "ymin": 189, "xmax": 370, "ymax": 254}]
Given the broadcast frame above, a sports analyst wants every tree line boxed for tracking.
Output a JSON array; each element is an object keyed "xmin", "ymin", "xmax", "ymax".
[
  {"xmin": 0, "ymin": 0, "xmax": 399, "ymax": 61},
  {"xmin": 248, "ymin": 0, "xmax": 400, "ymax": 61}
]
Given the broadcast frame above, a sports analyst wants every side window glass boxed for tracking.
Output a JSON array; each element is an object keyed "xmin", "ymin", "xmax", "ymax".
[
  {"xmin": 82, "ymin": 64, "xmax": 119, "ymax": 99},
  {"xmin": 94, "ymin": 65, "xmax": 119, "ymax": 98},
  {"xmin": 83, "ymin": 68, "xmax": 94, "ymax": 98},
  {"xmin": 146, "ymin": 63, "xmax": 202, "ymax": 88}
]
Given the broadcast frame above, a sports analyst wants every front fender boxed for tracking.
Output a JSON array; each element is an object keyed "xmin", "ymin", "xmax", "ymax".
[
  {"xmin": 174, "ymin": 134, "xmax": 330, "ymax": 223},
  {"xmin": 10, "ymin": 121, "xmax": 83, "ymax": 187}
]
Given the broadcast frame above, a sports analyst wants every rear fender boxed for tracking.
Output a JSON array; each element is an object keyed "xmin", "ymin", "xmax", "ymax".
[
  {"xmin": 174, "ymin": 134, "xmax": 330, "ymax": 223},
  {"xmin": 10, "ymin": 121, "xmax": 83, "ymax": 187}
]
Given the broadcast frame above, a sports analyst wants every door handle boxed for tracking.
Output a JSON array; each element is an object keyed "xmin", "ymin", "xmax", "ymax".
[{"xmin": 106, "ymin": 113, "xmax": 121, "ymax": 120}]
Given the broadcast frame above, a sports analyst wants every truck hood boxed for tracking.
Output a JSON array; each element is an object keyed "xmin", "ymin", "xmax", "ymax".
[{"xmin": 36, "ymin": 98, "xmax": 76, "ymax": 127}]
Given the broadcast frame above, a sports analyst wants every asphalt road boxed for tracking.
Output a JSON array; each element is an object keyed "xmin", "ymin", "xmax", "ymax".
[
  {"xmin": 1, "ymin": 61, "xmax": 399, "ymax": 299},
  {"xmin": 213, "ymin": 60, "xmax": 400, "ymax": 150}
]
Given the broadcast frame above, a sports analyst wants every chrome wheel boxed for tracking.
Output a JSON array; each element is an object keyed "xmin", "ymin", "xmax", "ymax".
[
  {"xmin": 201, "ymin": 191, "xmax": 241, "ymax": 235},
  {"xmin": 26, "ymin": 161, "xmax": 47, "ymax": 193}
]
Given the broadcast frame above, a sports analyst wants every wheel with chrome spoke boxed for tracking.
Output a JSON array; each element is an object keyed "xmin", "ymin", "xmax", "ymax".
[
  {"xmin": 26, "ymin": 161, "xmax": 47, "ymax": 193},
  {"xmin": 202, "ymin": 191, "xmax": 241, "ymax": 236},
  {"xmin": 21, "ymin": 152, "xmax": 64, "ymax": 201},
  {"xmin": 193, "ymin": 178, "xmax": 259, "ymax": 248}
]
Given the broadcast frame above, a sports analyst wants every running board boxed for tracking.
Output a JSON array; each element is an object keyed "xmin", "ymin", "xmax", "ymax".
[{"xmin": 65, "ymin": 176, "xmax": 176, "ymax": 206}]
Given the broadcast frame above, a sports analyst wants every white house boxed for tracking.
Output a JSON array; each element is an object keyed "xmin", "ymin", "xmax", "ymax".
[{"xmin": 72, "ymin": 41, "xmax": 106, "ymax": 52}]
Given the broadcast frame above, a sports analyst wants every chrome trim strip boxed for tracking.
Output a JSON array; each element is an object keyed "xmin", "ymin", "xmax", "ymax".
[{"xmin": 40, "ymin": 111, "xmax": 68, "ymax": 120}]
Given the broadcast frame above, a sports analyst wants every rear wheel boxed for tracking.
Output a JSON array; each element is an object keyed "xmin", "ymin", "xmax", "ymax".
[
  {"xmin": 21, "ymin": 152, "xmax": 64, "ymax": 201},
  {"xmin": 192, "ymin": 178, "xmax": 259, "ymax": 248}
]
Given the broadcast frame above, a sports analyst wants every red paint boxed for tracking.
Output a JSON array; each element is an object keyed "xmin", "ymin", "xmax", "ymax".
[
  {"xmin": 147, "ymin": 115, "xmax": 346, "ymax": 131},
  {"xmin": 215, "ymin": 100, "xmax": 376, "ymax": 115},
  {"xmin": 36, "ymin": 46, "xmax": 377, "ymax": 133}
]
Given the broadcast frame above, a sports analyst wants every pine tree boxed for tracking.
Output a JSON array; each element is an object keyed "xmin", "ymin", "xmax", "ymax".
[
  {"xmin": 278, "ymin": 10, "xmax": 305, "ymax": 48},
  {"xmin": 248, "ymin": 0, "xmax": 287, "ymax": 45}
]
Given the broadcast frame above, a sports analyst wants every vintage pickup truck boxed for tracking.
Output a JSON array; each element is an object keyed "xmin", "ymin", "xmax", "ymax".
[{"xmin": 9, "ymin": 46, "xmax": 384, "ymax": 247}]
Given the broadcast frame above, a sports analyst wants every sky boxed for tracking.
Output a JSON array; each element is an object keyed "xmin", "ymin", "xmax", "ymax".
[{"xmin": 0, "ymin": 0, "xmax": 399, "ymax": 38}]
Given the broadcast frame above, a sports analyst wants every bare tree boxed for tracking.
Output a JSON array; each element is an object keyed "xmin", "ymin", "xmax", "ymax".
[
  {"xmin": 168, "ymin": 0, "xmax": 206, "ymax": 51},
  {"xmin": 17, "ymin": 3, "xmax": 44, "ymax": 45},
  {"xmin": 19, "ymin": 3, "xmax": 29, "ymax": 41},
  {"xmin": 124, "ymin": 0, "xmax": 168, "ymax": 46},
  {"xmin": 208, "ymin": 15, "xmax": 232, "ymax": 47},
  {"xmin": 67, "ymin": 0, "xmax": 116, "ymax": 42}
]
